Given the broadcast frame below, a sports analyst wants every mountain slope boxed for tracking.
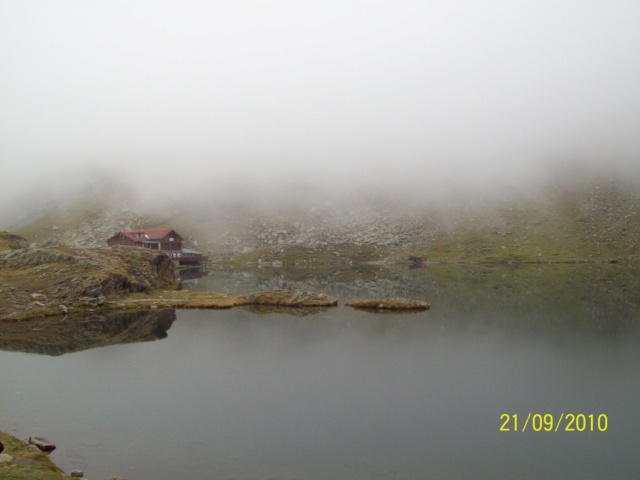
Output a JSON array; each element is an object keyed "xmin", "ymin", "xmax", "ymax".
[{"xmin": 10, "ymin": 175, "xmax": 640, "ymax": 264}]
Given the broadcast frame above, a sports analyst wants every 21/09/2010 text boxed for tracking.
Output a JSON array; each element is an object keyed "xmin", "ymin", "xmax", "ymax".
[{"xmin": 500, "ymin": 413, "xmax": 608, "ymax": 432}]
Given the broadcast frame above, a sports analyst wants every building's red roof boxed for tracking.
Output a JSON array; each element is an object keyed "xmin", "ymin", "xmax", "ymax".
[
  {"xmin": 127, "ymin": 229, "xmax": 177, "ymax": 240},
  {"xmin": 107, "ymin": 229, "xmax": 181, "ymax": 243},
  {"xmin": 117, "ymin": 231, "xmax": 138, "ymax": 242}
]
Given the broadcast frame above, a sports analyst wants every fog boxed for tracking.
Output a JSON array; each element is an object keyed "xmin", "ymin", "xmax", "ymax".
[{"xmin": 2, "ymin": 1, "xmax": 640, "ymax": 224}]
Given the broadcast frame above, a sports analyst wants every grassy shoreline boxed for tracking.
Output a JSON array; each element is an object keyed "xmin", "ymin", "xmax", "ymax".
[{"xmin": 0, "ymin": 430, "xmax": 66, "ymax": 480}]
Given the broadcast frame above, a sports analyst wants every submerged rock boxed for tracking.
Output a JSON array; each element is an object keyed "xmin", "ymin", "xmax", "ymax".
[{"xmin": 346, "ymin": 297, "xmax": 430, "ymax": 310}]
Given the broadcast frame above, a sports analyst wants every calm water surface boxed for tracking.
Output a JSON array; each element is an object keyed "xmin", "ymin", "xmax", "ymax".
[{"xmin": 1, "ymin": 264, "xmax": 639, "ymax": 479}]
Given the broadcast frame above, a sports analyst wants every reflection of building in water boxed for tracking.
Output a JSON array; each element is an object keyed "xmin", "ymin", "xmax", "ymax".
[
  {"xmin": 106, "ymin": 228, "xmax": 207, "ymax": 267},
  {"xmin": 179, "ymin": 267, "xmax": 209, "ymax": 285}
]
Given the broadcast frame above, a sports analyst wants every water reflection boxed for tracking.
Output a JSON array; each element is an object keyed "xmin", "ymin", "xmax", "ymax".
[
  {"xmin": 1, "ymin": 307, "xmax": 635, "ymax": 479},
  {"xmin": 0, "ymin": 309, "xmax": 176, "ymax": 356},
  {"xmin": 179, "ymin": 267, "xmax": 209, "ymax": 285},
  {"xmin": 195, "ymin": 263, "xmax": 640, "ymax": 337},
  {"xmin": 0, "ymin": 264, "xmax": 638, "ymax": 479},
  {"xmin": 239, "ymin": 305, "xmax": 333, "ymax": 316}
]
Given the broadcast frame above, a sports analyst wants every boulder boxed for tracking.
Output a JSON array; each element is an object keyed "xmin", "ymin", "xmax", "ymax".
[{"xmin": 28, "ymin": 436, "xmax": 56, "ymax": 453}]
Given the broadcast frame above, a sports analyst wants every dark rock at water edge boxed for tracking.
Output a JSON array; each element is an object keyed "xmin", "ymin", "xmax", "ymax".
[{"xmin": 28, "ymin": 436, "xmax": 56, "ymax": 453}]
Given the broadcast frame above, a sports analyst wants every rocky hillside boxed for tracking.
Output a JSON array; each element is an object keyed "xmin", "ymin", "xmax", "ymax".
[
  {"xmin": 13, "ymin": 196, "xmax": 167, "ymax": 249},
  {"xmin": 415, "ymin": 177, "xmax": 640, "ymax": 263},
  {"xmin": 8, "ymin": 174, "xmax": 640, "ymax": 265},
  {"xmin": 214, "ymin": 176, "xmax": 640, "ymax": 264},
  {"xmin": 0, "ymin": 245, "xmax": 178, "ymax": 320},
  {"xmin": 0, "ymin": 231, "xmax": 29, "ymax": 250}
]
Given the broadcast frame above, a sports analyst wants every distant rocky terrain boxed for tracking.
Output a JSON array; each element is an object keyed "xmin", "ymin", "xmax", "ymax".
[
  {"xmin": 0, "ymin": 231, "xmax": 29, "ymax": 250},
  {"xmin": 7, "ymin": 174, "xmax": 640, "ymax": 265}
]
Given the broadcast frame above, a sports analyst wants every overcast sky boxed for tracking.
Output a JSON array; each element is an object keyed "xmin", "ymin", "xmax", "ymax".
[{"xmin": 2, "ymin": 0, "xmax": 640, "ymax": 219}]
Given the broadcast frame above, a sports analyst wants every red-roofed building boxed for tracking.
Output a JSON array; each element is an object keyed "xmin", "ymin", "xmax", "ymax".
[{"xmin": 107, "ymin": 229, "xmax": 207, "ymax": 265}]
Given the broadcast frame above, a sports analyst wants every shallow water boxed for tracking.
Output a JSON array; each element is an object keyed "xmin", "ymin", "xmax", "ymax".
[{"xmin": 1, "ymin": 264, "xmax": 639, "ymax": 479}]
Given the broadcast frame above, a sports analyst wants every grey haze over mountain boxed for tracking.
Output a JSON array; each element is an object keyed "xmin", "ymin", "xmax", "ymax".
[{"xmin": 2, "ymin": 0, "xmax": 640, "ymax": 226}]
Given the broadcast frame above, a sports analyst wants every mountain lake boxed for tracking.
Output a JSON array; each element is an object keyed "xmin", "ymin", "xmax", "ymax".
[{"xmin": 1, "ymin": 263, "xmax": 639, "ymax": 479}]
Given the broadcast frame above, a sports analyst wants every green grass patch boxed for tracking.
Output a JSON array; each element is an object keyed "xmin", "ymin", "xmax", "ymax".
[{"xmin": 0, "ymin": 431, "xmax": 66, "ymax": 480}]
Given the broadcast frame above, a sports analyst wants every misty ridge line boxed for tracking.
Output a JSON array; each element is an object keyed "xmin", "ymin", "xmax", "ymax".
[
  {"xmin": 0, "ymin": 158, "xmax": 634, "ymax": 229},
  {"xmin": 3, "ymin": 1, "xmax": 640, "ymax": 230},
  {"xmin": 4, "ymin": 161, "xmax": 639, "ymax": 257}
]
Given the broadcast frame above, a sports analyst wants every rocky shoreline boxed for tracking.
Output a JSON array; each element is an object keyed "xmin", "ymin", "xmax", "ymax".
[
  {"xmin": 1, "ymin": 429, "xmax": 126, "ymax": 480},
  {"xmin": 0, "ymin": 430, "xmax": 70, "ymax": 479},
  {"xmin": 0, "ymin": 237, "xmax": 437, "ymax": 323}
]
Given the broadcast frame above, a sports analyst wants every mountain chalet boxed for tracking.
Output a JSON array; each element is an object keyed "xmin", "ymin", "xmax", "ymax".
[{"xmin": 107, "ymin": 229, "xmax": 206, "ymax": 266}]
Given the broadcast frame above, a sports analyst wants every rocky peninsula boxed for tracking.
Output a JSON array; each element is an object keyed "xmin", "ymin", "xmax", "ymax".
[
  {"xmin": 0, "ymin": 234, "xmax": 342, "ymax": 323},
  {"xmin": 0, "ymin": 237, "xmax": 179, "ymax": 321}
]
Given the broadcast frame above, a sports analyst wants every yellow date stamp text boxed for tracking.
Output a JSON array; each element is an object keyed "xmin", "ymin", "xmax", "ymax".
[{"xmin": 500, "ymin": 413, "xmax": 608, "ymax": 432}]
